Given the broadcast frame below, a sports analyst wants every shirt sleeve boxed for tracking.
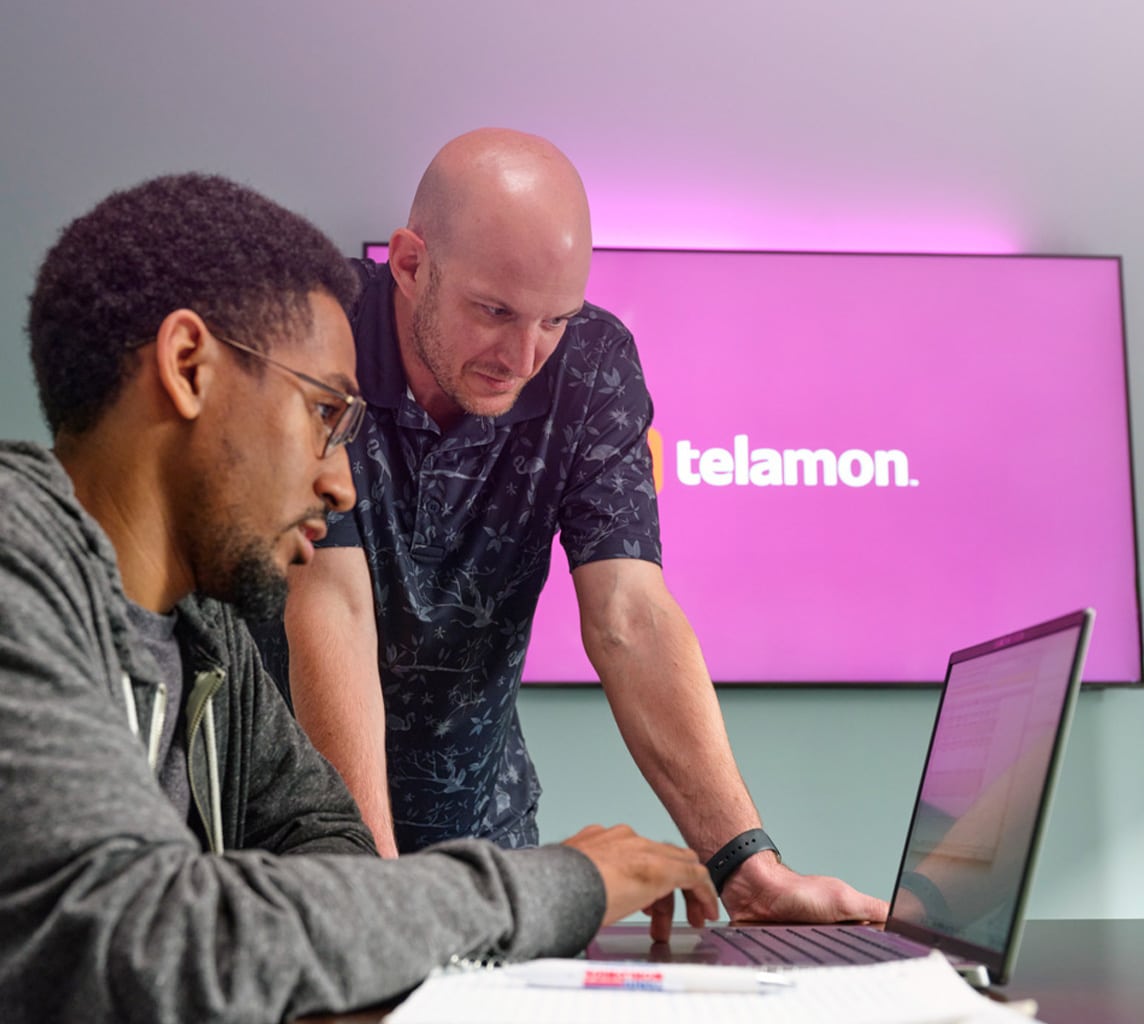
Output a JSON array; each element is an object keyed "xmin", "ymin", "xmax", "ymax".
[{"xmin": 556, "ymin": 308, "xmax": 663, "ymax": 571}]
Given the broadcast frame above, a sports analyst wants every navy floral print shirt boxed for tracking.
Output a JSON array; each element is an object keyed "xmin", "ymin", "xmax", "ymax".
[{"xmin": 264, "ymin": 260, "xmax": 662, "ymax": 851}]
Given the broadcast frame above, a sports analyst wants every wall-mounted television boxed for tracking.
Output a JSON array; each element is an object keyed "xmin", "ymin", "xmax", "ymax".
[{"xmin": 363, "ymin": 243, "xmax": 1141, "ymax": 686}]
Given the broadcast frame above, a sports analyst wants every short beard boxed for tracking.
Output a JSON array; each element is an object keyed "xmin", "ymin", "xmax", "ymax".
[
  {"xmin": 409, "ymin": 261, "xmax": 499, "ymax": 417},
  {"xmin": 196, "ymin": 533, "xmax": 288, "ymax": 624},
  {"xmin": 222, "ymin": 541, "xmax": 289, "ymax": 623},
  {"xmin": 186, "ymin": 436, "xmax": 290, "ymax": 624}
]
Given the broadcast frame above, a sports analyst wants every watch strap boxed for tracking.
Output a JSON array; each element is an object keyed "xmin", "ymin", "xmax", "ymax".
[{"xmin": 706, "ymin": 827, "xmax": 781, "ymax": 895}]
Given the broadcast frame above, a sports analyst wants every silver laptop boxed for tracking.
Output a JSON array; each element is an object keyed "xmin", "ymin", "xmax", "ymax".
[{"xmin": 588, "ymin": 608, "xmax": 1094, "ymax": 986}]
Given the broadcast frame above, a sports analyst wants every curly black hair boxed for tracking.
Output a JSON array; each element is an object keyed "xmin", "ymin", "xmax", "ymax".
[{"xmin": 27, "ymin": 172, "xmax": 359, "ymax": 437}]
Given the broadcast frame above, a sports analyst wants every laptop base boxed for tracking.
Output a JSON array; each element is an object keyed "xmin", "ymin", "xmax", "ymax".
[{"xmin": 587, "ymin": 924, "xmax": 994, "ymax": 987}]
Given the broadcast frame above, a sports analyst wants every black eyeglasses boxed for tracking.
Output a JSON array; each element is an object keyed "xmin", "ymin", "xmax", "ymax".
[{"xmin": 213, "ymin": 332, "xmax": 365, "ymax": 458}]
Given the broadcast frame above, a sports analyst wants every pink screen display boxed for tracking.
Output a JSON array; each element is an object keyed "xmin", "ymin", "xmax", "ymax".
[{"xmin": 364, "ymin": 245, "xmax": 1140, "ymax": 685}]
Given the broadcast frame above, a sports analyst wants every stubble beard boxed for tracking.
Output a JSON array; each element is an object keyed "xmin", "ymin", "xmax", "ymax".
[
  {"xmin": 219, "ymin": 539, "xmax": 289, "ymax": 623},
  {"xmin": 410, "ymin": 266, "xmax": 522, "ymax": 419},
  {"xmin": 186, "ymin": 448, "xmax": 290, "ymax": 624},
  {"xmin": 196, "ymin": 532, "xmax": 289, "ymax": 624}
]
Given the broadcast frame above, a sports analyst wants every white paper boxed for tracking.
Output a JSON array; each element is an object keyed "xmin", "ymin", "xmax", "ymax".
[{"xmin": 388, "ymin": 951, "xmax": 1042, "ymax": 1024}]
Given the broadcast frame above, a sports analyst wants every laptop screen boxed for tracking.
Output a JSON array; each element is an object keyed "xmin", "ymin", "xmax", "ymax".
[{"xmin": 887, "ymin": 609, "xmax": 1092, "ymax": 978}]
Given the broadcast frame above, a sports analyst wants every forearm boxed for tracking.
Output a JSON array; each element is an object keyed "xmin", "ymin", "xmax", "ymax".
[
  {"xmin": 285, "ymin": 555, "xmax": 398, "ymax": 857},
  {"xmin": 573, "ymin": 560, "xmax": 888, "ymax": 924},
  {"xmin": 577, "ymin": 565, "xmax": 763, "ymax": 860},
  {"xmin": 289, "ymin": 652, "xmax": 396, "ymax": 856}
]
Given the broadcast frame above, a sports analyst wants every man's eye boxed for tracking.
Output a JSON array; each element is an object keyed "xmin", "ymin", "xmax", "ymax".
[
  {"xmin": 482, "ymin": 305, "xmax": 509, "ymax": 319},
  {"xmin": 315, "ymin": 401, "xmax": 342, "ymax": 427}
]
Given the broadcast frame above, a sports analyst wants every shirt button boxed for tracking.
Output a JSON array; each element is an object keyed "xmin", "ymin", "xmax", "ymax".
[{"xmin": 425, "ymin": 499, "xmax": 441, "ymax": 514}]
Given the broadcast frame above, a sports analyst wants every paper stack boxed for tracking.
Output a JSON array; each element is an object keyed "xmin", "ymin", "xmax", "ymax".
[{"xmin": 389, "ymin": 951, "xmax": 1041, "ymax": 1024}]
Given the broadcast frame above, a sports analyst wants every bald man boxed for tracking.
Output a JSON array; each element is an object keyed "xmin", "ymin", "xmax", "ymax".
[{"xmin": 266, "ymin": 128, "xmax": 888, "ymax": 927}]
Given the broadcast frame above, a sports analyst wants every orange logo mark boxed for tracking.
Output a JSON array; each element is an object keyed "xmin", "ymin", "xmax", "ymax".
[{"xmin": 647, "ymin": 426, "xmax": 664, "ymax": 493}]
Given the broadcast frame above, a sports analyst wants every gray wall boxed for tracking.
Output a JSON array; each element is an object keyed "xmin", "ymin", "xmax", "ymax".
[{"xmin": 3, "ymin": 1, "xmax": 1142, "ymax": 918}]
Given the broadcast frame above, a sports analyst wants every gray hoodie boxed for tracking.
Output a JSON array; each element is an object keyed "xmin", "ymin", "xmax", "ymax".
[{"xmin": 0, "ymin": 442, "xmax": 605, "ymax": 1023}]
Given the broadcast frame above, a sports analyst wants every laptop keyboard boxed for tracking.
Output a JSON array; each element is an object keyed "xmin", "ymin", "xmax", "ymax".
[{"xmin": 711, "ymin": 925, "xmax": 928, "ymax": 966}]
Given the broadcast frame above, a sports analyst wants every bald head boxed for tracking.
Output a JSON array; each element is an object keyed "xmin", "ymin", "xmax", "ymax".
[
  {"xmin": 388, "ymin": 129, "xmax": 595, "ymax": 428},
  {"xmin": 408, "ymin": 128, "xmax": 592, "ymax": 271}
]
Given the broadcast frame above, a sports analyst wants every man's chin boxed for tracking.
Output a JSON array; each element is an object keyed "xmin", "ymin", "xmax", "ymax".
[
  {"xmin": 219, "ymin": 553, "xmax": 289, "ymax": 624},
  {"xmin": 230, "ymin": 583, "xmax": 288, "ymax": 625},
  {"xmin": 463, "ymin": 390, "xmax": 523, "ymax": 420}
]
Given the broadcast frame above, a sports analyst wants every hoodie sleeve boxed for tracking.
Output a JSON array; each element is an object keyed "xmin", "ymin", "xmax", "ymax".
[{"xmin": 0, "ymin": 452, "xmax": 606, "ymax": 1024}]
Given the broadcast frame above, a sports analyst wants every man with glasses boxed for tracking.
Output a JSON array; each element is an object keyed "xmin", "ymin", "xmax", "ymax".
[{"xmin": 0, "ymin": 172, "xmax": 717, "ymax": 1023}]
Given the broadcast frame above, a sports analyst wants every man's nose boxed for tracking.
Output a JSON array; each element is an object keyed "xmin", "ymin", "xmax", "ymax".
[
  {"xmin": 316, "ymin": 443, "xmax": 356, "ymax": 513},
  {"xmin": 502, "ymin": 322, "xmax": 551, "ymax": 378}
]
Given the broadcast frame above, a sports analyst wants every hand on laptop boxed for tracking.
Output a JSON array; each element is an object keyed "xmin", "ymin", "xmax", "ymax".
[
  {"xmin": 721, "ymin": 855, "xmax": 890, "ymax": 925},
  {"xmin": 562, "ymin": 824, "xmax": 720, "ymax": 941}
]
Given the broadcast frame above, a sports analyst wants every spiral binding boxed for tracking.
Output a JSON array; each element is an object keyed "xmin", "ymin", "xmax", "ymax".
[{"xmin": 446, "ymin": 952, "xmax": 508, "ymax": 972}]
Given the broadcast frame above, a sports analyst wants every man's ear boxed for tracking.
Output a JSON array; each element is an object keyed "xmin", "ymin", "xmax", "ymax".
[
  {"xmin": 153, "ymin": 309, "xmax": 216, "ymax": 422},
  {"xmin": 387, "ymin": 227, "xmax": 429, "ymax": 301}
]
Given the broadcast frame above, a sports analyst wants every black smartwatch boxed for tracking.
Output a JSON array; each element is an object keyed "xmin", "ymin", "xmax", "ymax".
[{"xmin": 706, "ymin": 828, "xmax": 781, "ymax": 895}]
